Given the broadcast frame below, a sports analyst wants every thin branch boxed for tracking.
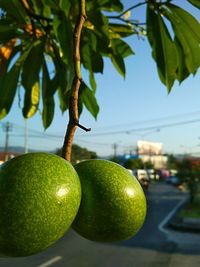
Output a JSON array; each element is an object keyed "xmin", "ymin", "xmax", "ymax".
[
  {"xmin": 108, "ymin": 1, "xmax": 147, "ymax": 20},
  {"xmin": 76, "ymin": 123, "xmax": 91, "ymax": 132},
  {"xmin": 62, "ymin": 0, "xmax": 87, "ymax": 161},
  {"xmin": 20, "ymin": 0, "xmax": 52, "ymax": 22}
]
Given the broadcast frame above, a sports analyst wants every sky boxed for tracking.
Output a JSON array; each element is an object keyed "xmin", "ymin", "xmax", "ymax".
[{"xmin": 1, "ymin": 0, "xmax": 200, "ymax": 157}]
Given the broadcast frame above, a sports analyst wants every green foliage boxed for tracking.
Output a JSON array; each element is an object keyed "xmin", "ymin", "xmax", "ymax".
[
  {"xmin": 177, "ymin": 158, "xmax": 200, "ymax": 204},
  {"xmin": 123, "ymin": 158, "xmax": 144, "ymax": 170},
  {"xmin": 167, "ymin": 154, "xmax": 179, "ymax": 169},
  {"xmin": 0, "ymin": 0, "xmax": 199, "ymax": 127},
  {"xmin": 56, "ymin": 143, "xmax": 97, "ymax": 164},
  {"xmin": 147, "ymin": 2, "xmax": 200, "ymax": 91}
]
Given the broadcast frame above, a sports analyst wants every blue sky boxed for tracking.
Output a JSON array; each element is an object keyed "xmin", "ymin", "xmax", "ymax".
[{"xmin": 1, "ymin": 1, "xmax": 200, "ymax": 157}]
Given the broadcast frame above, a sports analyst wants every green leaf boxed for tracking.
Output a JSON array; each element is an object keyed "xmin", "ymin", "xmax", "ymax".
[
  {"xmin": 174, "ymin": 38, "xmax": 190, "ymax": 83},
  {"xmin": 165, "ymin": 4, "xmax": 200, "ymax": 74},
  {"xmin": 0, "ymin": 0, "xmax": 29, "ymax": 23},
  {"xmin": 21, "ymin": 39, "xmax": 45, "ymax": 118},
  {"xmin": 87, "ymin": 10, "xmax": 110, "ymax": 48},
  {"xmin": 111, "ymin": 39, "xmax": 134, "ymax": 58},
  {"xmin": 53, "ymin": 12, "xmax": 73, "ymax": 66},
  {"xmin": 79, "ymin": 82, "xmax": 99, "ymax": 119},
  {"xmin": 0, "ymin": 24, "xmax": 18, "ymax": 44},
  {"xmin": 147, "ymin": 6, "xmax": 178, "ymax": 91},
  {"xmin": 52, "ymin": 48, "xmax": 68, "ymax": 94},
  {"xmin": 53, "ymin": 12, "xmax": 74, "ymax": 92},
  {"xmin": 109, "ymin": 39, "xmax": 133, "ymax": 77},
  {"xmin": 89, "ymin": 72, "xmax": 97, "ymax": 92},
  {"xmin": 167, "ymin": 3, "xmax": 200, "ymax": 42},
  {"xmin": 42, "ymin": 61, "xmax": 55, "ymax": 129},
  {"xmin": 0, "ymin": 63, "xmax": 21, "ymax": 119},
  {"xmin": 109, "ymin": 23, "xmax": 135, "ymax": 38},
  {"xmin": 110, "ymin": 53, "xmax": 125, "ymax": 77},
  {"xmin": 58, "ymin": 0, "xmax": 71, "ymax": 14},
  {"xmin": 51, "ymin": 49, "xmax": 69, "ymax": 113},
  {"xmin": 96, "ymin": 0, "xmax": 123, "ymax": 12},
  {"xmin": 187, "ymin": 0, "xmax": 200, "ymax": 9},
  {"xmin": 30, "ymin": 0, "xmax": 51, "ymax": 18},
  {"xmin": 81, "ymin": 43, "xmax": 104, "ymax": 73},
  {"xmin": 31, "ymin": 0, "xmax": 43, "ymax": 14}
]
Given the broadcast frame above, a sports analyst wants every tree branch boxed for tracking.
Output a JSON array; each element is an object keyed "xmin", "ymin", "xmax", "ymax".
[
  {"xmin": 20, "ymin": 0, "xmax": 52, "ymax": 22},
  {"xmin": 108, "ymin": 1, "xmax": 147, "ymax": 20},
  {"xmin": 62, "ymin": 0, "xmax": 87, "ymax": 161}
]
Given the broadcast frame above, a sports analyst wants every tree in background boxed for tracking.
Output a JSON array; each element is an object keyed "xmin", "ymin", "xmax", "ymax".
[
  {"xmin": 167, "ymin": 154, "xmax": 179, "ymax": 170},
  {"xmin": 0, "ymin": 0, "xmax": 200, "ymax": 161},
  {"xmin": 123, "ymin": 158, "xmax": 144, "ymax": 170},
  {"xmin": 56, "ymin": 144, "xmax": 97, "ymax": 164},
  {"xmin": 177, "ymin": 158, "xmax": 200, "ymax": 204}
]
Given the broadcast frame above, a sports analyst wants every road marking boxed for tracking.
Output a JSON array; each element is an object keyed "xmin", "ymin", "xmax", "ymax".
[
  {"xmin": 158, "ymin": 196, "xmax": 188, "ymax": 235},
  {"xmin": 37, "ymin": 256, "xmax": 63, "ymax": 267}
]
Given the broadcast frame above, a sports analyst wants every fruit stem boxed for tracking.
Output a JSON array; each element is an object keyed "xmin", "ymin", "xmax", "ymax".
[{"xmin": 61, "ymin": 0, "xmax": 87, "ymax": 162}]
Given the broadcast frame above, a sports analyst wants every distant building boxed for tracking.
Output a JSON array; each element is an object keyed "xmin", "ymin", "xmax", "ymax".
[{"xmin": 137, "ymin": 140, "xmax": 167, "ymax": 169}]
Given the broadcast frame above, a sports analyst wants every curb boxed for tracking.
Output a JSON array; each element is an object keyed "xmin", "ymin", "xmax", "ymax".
[
  {"xmin": 158, "ymin": 197, "xmax": 188, "ymax": 235},
  {"xmin": 168, "ymin": 198, "xmax": 200, "ymax": 233},
  {"xmin": 169, "ymin": 216, "xmax": 200, "ymax": 233}
]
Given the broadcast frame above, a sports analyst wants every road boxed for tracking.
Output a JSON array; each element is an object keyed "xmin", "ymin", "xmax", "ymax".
[{"xmin": 1, "ymin": 182, "xmax": 200, "ymax": 267}]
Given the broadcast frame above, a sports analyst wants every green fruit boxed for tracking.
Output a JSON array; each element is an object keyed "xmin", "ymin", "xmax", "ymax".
[
  {"xmin": 72, "ymin": 159, "xmax": 147, "ymax": 242},
  {"xmin": 0, "ymin": 152, "xmax": 81, "ymax": 257}
]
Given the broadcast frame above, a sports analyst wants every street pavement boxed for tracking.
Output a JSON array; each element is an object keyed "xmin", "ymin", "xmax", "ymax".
[{"xmin": 1, "ymin": 182, "xmax": 200, "ymax": 267}]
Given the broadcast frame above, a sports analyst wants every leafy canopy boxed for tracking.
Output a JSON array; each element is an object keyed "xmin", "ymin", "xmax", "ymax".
[{"xmin": 0, "ymin": 0, "xmax": 200, "ymax": 128}]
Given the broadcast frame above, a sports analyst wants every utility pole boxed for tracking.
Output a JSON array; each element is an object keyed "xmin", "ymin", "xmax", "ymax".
[
  {"xmin": 3, "ymin": 122, "xmax": 12, "ymax": 161},
  {"xmin": 24, "ymin": 119, "xmax": 28, "ymax": 153},
  {"xmin": 113, "ymin": 143, "xmax": 118, "ymax": 158}
]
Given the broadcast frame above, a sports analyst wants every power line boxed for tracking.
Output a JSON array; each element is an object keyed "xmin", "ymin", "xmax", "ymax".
[
  {"xmin": 1, "ymin": 110, "xmax": 200, "ymax": 141},
  {"xmin": 86, "ymin": 110, "xmax": 200, "ymax": 132},
  {"xmin": 76, "ymin": 118, "xmax": 200, "ymax": 137}
]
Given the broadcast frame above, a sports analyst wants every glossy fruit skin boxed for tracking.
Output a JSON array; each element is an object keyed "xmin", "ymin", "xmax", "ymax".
[
  {"xmin": 0, "ymin": 152, "xmax": 81, "ymax": 257},
  {"xmin": 72, "ymin": 159, "xmax": 147, "ymax": 242}
]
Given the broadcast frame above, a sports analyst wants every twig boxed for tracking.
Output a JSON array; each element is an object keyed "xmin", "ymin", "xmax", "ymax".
[
  {"xmin": 20, "ymin": 0, "xmax": 52, "ymax": 22},
  {"xmin": 62, "ymin": 0, "xmax": 87, "ymax": 161},
  {"xmin": 108, "ymin": 1, "xmax": 147, "ymax": 20}
]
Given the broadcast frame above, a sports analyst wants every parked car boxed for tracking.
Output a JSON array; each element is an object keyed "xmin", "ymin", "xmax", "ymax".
[
  {"xmin": 133, "ymin": 169, "xmax": 150, "ymax": 191},
  {"xmin": 166, "ymin": 175, "xmax": 181, "ymax": 186}
]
